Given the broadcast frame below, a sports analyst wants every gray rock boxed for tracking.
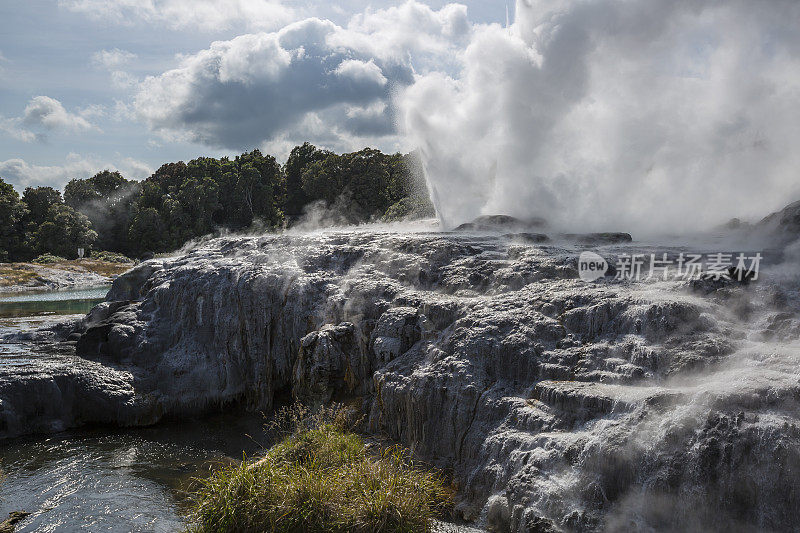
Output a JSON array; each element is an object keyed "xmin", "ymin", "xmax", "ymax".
[
  {"xmin": 559, "ymin": 232, "xmax": 633, "ymax": 244},
  {"xmin": 756, "ymin": 199, "xmax": 800, "ymax": 245},
  {"xmin": 1, "ymin": 229, "xmax": 798, "ymax": 531},
  {"xmin": 0, "ymin": 511, "xmax": 31, "ymax": 533},
  {"xmin": 504, "ymin": 233, "xmax": 551, "ymax": 244},
  {"xmin": 455, "ymin": 215, "xmax": 548, "ymax": 232},
  {"xmin": 293, "ymin": 322, "xmax": 359, "ymax": 405}
]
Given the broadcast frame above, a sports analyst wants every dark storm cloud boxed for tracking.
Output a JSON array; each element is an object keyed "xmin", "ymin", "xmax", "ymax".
[{"xmin": 135, "ymin": 2, "xmax": 469, "ymax": 150}]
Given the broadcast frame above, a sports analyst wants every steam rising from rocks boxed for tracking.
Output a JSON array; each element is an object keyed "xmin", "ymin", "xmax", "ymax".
[{"xmin": 400, "ymin": 0, "xmax": 800, "ymax": 232}]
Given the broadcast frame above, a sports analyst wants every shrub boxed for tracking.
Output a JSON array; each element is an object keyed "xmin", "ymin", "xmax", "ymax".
[
  {"xmin": 31, "ymin": 253, "xmax": 67, "ymax": 264},
  {"xmin": 382, "ymin": 196, "xmax": 435, "ymax": 222},
  {"xmin": 90, "ymin": 250, "xmax": 133, "ymax": 264},
  {"xmin": 188, "ymin": 405, "xmax": 453, "ymax": 533}
]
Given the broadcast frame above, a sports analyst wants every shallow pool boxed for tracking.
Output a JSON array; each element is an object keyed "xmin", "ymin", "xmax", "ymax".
[
  {"xmin": 0, "ymin": 287, "xmax": 108, "ymax": 318},
  {"xmin": 0, "ymin": 412, "xmax": 271, "ymax": 532}
]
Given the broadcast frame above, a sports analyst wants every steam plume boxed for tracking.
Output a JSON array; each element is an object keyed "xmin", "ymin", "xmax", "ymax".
[{"xmin": 400, "ymin": 0, "xmax": 800, "ymax": 232}]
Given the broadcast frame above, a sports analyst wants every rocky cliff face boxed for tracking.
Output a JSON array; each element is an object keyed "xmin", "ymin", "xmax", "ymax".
[{"xmin": 2, "ymin": 227, "xmax": 799, "ymax": 531}]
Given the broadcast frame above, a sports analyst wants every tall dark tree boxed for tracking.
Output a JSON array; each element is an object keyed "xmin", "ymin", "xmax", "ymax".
[
  {"xmin": 64, "ymin": 170, "xmax": 139, "ymax": 254},
  {"xmin": 127, "ymin": 207, "xmax": 165, "ymax": 255},
  {"xmin": 0, "ymin": 146, "xmax": 431, "ymax": 262},
  {"xmin": 235, "ymin": 150, "xmax": 282, "ymax": 227},
  {"xmin": 284, "ymin": 143, "xmax": 331, "ymax": 217},
  {"xmin": 32, "ymin": 204, "xmax": 97, "ymax": 258},
  {"xmin": 22, "ymin": 187, "xmax": 62, "ymax": 226},
  {"xmin": 148, "ymin": 162, "xmax": 187, "ymax": 195},
  {"xmin": 300, "ymin": 148, "xmax": 402, "ymax": 222},
  {"xmin": 161, "ymin": 197, "xmax": 192, "ymax": 250},
  {"xmin": 178, "ymin": 177, "xmax": 220, "ymax": 236},
  {"xmin": 341, "ymin": 148, "xmax": 392, "ymax": 219},
  {"xmin": 301, "ymin": 154, "xmax": 344, "ymax": 206},
  {"xmin": 0, "ymin": 179, "xmax": 27, "ymax": 261},
  {"xmin": 64, "ymin": 170, "xmax": 130, "ymax": 208}
]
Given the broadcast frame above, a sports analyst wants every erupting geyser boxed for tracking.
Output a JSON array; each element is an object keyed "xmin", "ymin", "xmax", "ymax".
[{"xmin": 401, "ymin": 0, "xmax": 800, "ymax": 233}]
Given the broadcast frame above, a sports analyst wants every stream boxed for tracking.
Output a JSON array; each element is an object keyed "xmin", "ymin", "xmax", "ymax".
[{"xmin": 0, "ymin": 288, "xmax": 271, "ymax": 532}]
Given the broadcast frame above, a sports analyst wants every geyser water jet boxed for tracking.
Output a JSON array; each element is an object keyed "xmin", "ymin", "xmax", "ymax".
[{"xmin": 401, "ymin": 0, "xmax": 800, "ymax": 233}]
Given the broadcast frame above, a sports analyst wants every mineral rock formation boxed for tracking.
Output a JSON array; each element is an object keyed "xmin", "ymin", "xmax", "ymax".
[
  {"xmin": 454, "ymin": 214, "xmax": 548, "ymax": 232},
  {"xmin": 0, "ymin": 511, "xmax": 31, "ymax": 533},
  {"xmin": 1, "ymin": 226, "xmax": 799, "ymax": 531},
  {"xmin": 757, "ymin": 199, "xmax": 800, "ymax": 246}
]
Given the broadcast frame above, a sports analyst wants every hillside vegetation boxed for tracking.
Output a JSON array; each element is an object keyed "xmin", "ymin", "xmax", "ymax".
[{"xmin": 0, "ymin": 145, "xmax": 433, "ymax": 261}]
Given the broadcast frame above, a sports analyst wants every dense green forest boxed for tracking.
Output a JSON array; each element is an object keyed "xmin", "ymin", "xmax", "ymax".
[{"xmin": 0, "ymin": 144, "xmax": 433, "ymax": 261}]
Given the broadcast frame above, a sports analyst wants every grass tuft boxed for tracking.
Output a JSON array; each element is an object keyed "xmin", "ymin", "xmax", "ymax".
[
  {"xmin": 0, "ymin": 266, "xmax": 39, "ymax": 287},
  {"xmin": 31, "ymin": 253, "xmax": 67, "ymax": 264},
  {"xmin": 89, "ymin": 250, "xmax": 134, "ymax": 264},
  {"xmin": 188, "ymin": 405, "xmax": 453, "ymax": 533}
]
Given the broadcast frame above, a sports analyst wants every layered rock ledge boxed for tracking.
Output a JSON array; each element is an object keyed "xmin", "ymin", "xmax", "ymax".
[{"xmin": 1, "ymin": 229, "xmax": 799, "ymax": 531}]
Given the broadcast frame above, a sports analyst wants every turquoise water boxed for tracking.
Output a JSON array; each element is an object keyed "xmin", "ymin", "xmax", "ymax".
[{"xmin": 0, "ymin": 287, "xmax": 108, "ymax": 318}]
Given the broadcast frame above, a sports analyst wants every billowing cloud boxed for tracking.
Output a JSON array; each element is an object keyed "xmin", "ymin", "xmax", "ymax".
[
  {"xmin": 339, "ymin": 1, "xmax": 470, "ymax": 69},
  {"xmin": 0, "ymin": 153, "xmax": 153, "ymax": 190},
  {"xmin": 23, "ymin": 96, "xmax": 95, "ymax": 132},
  {"xmin": 400, "ymin": 0, "xmax": 800, "ymax": 232},
  {"xmin": 334, "ymin": 60, "xmax": 387, "ymax": 86},
  {"xmin": 0, "ymin": 118, "xmax": 37, "ymax": 143},
  {"xmin": 78, "ymin": 104, "xmax": 107, "ymax": 120},
  {"xmin": 58, "ymin": 0, "xmax": 295, "ymax": 32},
  {"xmin": 133, "ymin": 1, "xmax": 472, "ymax": 151},
  {"xmin": 109, "ymin": 70, "xmax": 139, "ymax": 90},
  {"xmin": 0, "ymin": 96, "xmax": 98, "ymax": 143}
]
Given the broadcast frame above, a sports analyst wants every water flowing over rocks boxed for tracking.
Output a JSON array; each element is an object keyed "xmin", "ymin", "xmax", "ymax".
[{"xmin": 2, "ymin": 227, "xmax": 799, "ymax": 531}]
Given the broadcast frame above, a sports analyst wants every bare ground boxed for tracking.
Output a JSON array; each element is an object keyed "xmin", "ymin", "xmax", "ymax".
[{"xmin": 0, "ymin": 260, "xmax": 133, "ymax": 293}]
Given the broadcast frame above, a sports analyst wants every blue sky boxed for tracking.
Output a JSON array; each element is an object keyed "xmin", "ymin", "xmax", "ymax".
[{"xmin": 0, "ymin": 0, "xmax": 509, "ymax": 190}]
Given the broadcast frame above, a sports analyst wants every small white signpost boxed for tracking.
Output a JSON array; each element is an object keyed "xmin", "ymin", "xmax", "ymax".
[{"xmin": 77, "ymin": 248, "xmax": 85, "ymax": 259}]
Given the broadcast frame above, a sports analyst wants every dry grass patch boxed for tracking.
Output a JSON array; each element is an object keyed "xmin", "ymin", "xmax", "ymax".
[
  {"xmin": 30, "ymin": 259, "xmax": 132, "ymax": 277},
  {"xmin": 0, "ymin": 258, "xmax": 132, "ymax": 289},
  {"xmin": 71, "ymin": 260, "xmax": 132, "ymax": 277},
  {"xmin": 0, "ymin": 266, "xmax": 39, "ymax": 287}
]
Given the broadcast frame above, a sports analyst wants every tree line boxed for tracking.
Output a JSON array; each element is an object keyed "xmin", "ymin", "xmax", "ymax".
[{"xmin": 0, "ymin": 144, "xmax": 433, "ymax": 262}]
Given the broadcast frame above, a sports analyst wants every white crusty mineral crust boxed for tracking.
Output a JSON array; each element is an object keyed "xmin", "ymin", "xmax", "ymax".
[{"xmin": 1, "ymin": 229, "xmax": 798, "ymax": 531}]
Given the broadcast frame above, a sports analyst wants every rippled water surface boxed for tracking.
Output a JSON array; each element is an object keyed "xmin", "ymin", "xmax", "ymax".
[
  {"xmin": 0, "ymin": 412, "xmax": 271, "ymax": 532},
  {"xmin": 0, "ymin": 293, "xmax": 273, "ymax": 532}
]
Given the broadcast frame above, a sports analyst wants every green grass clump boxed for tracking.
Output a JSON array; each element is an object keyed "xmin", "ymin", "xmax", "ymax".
[
  {"xmin": 90, "ymin": 250, "xmax": 133, "ymax": 264},
  {"xmin": 188, "ymin": 405, "xmax": 452, "ymax": 533},
  {"xmin": 31, "ymin": 253, "xmax": 67, "ymax": 264}
]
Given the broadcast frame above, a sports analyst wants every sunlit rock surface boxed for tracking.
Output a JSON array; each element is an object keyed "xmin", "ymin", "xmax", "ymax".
[{"xmin": 2, "ymin": 226, "xmax": 799, "ymax": 531}]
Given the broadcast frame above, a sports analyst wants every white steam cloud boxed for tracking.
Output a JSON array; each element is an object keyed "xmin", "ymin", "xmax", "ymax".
[{"xmin": 400, "ymin": 0, "xmax": 800, "ymax": 232}]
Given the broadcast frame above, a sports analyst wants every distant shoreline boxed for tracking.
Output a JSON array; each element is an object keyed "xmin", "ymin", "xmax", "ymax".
[{"xmin": 0, "ymin": 260, "xmax": 132, "ymax": 294}]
